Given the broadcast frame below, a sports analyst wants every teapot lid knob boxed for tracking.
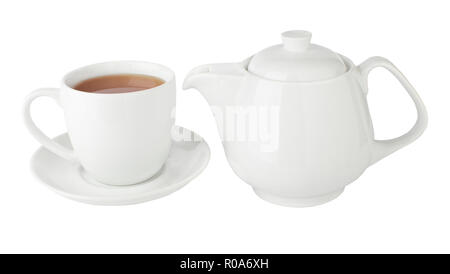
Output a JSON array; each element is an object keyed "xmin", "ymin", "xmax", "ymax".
[{"xmin": 281, "ymin": 30, "xmax": 312, "ymax": 52}]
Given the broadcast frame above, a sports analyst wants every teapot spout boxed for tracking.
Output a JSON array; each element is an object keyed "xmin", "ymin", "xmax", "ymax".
[{"xmin": 183, "ymin": 61, "xmax": 247, "ymax": 107}]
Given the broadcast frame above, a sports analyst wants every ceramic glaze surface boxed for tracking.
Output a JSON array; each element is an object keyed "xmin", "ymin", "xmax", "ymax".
[
  {"xmin": 30, "ymin": 127, "xmax": 210, "ymax": 205},
  {"xmin": 24, "ymin": 61, "xmax": 176, "ymax": 186},
  {"xmin": 248, "ymin": 30, "xmax": 347, "ymax": 82},
  {"xmin": 184, "ymin": 36, "xmax": 428, "ymax": 207},
  {"xmin": 224, "ymin": 61, "xmax": 372, "ymax": 198}
]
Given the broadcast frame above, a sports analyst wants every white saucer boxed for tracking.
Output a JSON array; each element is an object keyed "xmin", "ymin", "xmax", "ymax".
[{"xmin": 30, "ymin": 126, "xmax": 210, "ymax": 205}]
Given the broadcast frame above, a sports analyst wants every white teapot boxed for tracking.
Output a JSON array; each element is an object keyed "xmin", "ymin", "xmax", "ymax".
[{"xmin": 183, "ymin": 30, "xmax": 427, "ymax": 207}]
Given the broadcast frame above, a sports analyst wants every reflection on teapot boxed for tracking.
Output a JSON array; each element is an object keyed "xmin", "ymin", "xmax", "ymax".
[{"xmin": 184, "ymin": 30, "xmax": 427, "ymax": 207}]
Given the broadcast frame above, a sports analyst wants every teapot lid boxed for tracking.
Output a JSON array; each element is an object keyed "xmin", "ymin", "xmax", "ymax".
[{"xmin": 247, "ymin": 30, "xmax": 347, "ymax": 82}]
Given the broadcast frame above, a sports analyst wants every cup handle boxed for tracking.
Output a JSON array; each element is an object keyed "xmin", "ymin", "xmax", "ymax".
[
  {"xmin": 23, "ymin": 88, "xmax": 77, "ymax": 161},
  {"xmin": 358, "ymin": 57, "xmax": 428, "ymax": 165}
]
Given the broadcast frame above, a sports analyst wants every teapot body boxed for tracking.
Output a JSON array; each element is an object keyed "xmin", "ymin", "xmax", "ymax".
[
  {"xmin": 184, "ymin": 54, "xmax": 427, "ymax": 207},
  {"xmin": 219, "ymin": 57, "xmax": 373, "ymax": 203}
]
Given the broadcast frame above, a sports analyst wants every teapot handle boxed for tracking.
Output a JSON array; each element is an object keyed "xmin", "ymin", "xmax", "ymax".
[{"xmin": 358, "ymin": 57, "xmax": 428, "ymax": 165}]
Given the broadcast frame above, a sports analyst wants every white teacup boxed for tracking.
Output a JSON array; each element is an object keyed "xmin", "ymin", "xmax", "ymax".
[{"xmin": 23, "ymin": 61, "xmax": 176, "ymax": 185}]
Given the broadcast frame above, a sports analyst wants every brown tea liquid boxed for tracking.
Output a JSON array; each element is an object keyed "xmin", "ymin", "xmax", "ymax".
[{"xmin": 74, "ymin": 74, "xmax": 165, "ymax": 94}]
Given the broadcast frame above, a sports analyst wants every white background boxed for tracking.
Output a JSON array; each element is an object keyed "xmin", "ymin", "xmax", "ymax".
[{"xmin": 1, "ymin": 0, "xmax": 449, "ymax": 253}]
